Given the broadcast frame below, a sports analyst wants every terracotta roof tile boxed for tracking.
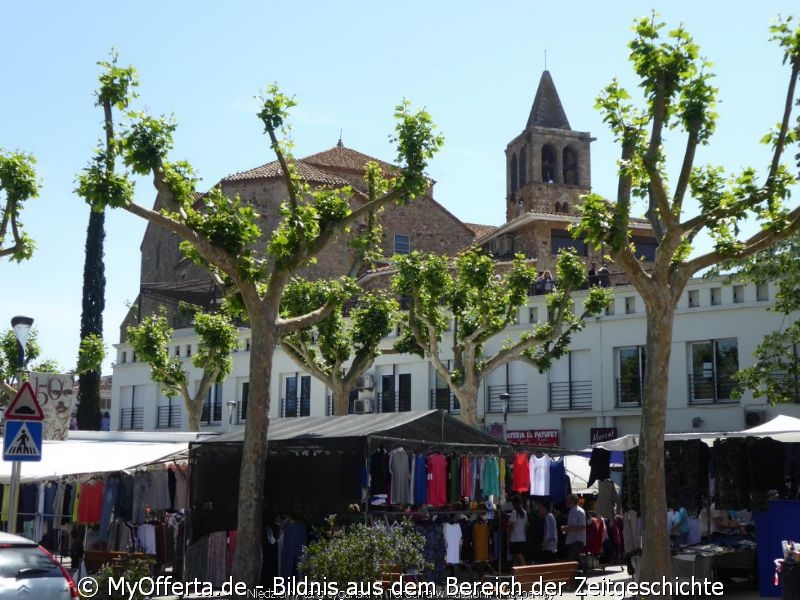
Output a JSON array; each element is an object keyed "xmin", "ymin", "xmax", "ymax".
[
  {"xmin": 464, "ymin": 222, "xmax": 499, "ymax": 239},
  {"xmin": 303, "ymin": 145, "xmax": 401, "ymax": 176},
  {"xmin": 221, "ymin": 159, "xmax": 350, "ymax": 186}
]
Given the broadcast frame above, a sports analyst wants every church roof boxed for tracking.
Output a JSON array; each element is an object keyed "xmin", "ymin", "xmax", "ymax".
[
  {"xmin": 464, "ymin": 222, "xmax": 498, "ymax": 240},
  {"xmin": 303, "ymin": 145, "xmax": 400, "ymax": 177},
  {"xmin": 221, "ymin": 158, "xmax": 350, "ymax": 186},
  {"xmin": 526, "ymin": 70, "xmax": 571, "ymax": 130}
]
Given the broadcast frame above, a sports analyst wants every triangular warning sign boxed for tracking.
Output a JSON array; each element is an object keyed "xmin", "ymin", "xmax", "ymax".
[
  {"xmin": 5, "ymin": 382, "xmax": 44, "ymax": 421},
  {"xmin": 5, "ymin": 422, "xmax": 40, "ymax": 457}
]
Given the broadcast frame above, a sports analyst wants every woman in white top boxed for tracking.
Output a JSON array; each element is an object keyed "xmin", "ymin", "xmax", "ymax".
[{"xmin": 507, "ymin": 496, "xmax": 528, "ymax": 566}]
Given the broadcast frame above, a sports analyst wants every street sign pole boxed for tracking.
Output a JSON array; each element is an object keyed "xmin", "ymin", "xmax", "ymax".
[
  {"xmin": 7, "ymin": 463, "xmax": 20, "ymax": 534},
  {"xmin": 3, "ymin": 382, "xmax": 45, "ymax": 535}
]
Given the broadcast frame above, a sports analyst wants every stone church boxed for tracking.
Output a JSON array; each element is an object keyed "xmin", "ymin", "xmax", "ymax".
[{"xmin": 121, "ymin": 70, "xmax": 655, "ymax": 337}]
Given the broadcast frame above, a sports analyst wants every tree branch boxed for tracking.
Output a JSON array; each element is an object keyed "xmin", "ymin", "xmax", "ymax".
[
  {"xmin": 672, "ymin": 131, "xmax": 699, "ymax": 216},
  {"xmin": 275, "ymin": 300, "xmax": 337, "ymax": 336},
  {"xmin": 684, "ymin": 204, "xmax": 800, "ymax": 276}
]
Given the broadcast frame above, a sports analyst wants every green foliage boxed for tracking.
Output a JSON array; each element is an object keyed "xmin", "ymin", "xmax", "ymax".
[
  {"xmin": 92, "ymin": 554, "xmax": 154, "ymax": 600},
  {"xmin": 127, "ymin": 308, "xmax": 237, "ymax": 396},
  {"xmin": 192, "ymin": 312, "xmax": 239, "ymax": 380},
  {"xmin": 76, "ymin": 153, "xmax": 135, "ymax": 211},
  {"xmin": 723, "ymin": 234, "xmax": 800, "ymax": 403},
  {"xmin": 126, "ymin": 310, "xmax": 187, "ymax": 393},
  {"xmin": 0, "ymin": 328, "xmax": 42, "ymax": 381},
  {"xmin": 281, "ymin": 278, "xmax": 396, "ymax": 385},
  {"xmin": 0, "ymin": 149, "xmax": 39, "ymax": 261},
  {"xmin": 77, "ymin": 334, "xmax": 107, "ymax": 375},
  {"xmin": 299, "ymin": 517, "xmax": 427, "ymax": 585},
  {"xmin": 391, "ymin": 100, "xmax": 444, "ymax": 201},
  {"xmin": 29, "ymin": 358, "xmax": 62, "ymax": 374},
  {"xmin": 96, "ymin": 50, "xmax": 138, "ymax": 110},
  {"xmin": 122, "ymin": 113, "xmax": 177, "ymax": 176}
]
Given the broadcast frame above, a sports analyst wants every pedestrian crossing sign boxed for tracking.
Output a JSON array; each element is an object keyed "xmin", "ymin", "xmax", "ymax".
[{"xmin": 3, "ymin": 421, "xmax": 42, "ymax": 462}]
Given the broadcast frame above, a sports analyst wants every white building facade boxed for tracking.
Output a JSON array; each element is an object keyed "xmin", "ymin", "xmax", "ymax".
[{"xmin": 111, "ymin": 275, "xmax": 799, "ymax": 449}]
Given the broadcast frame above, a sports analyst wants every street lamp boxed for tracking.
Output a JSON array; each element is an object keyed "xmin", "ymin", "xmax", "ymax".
[
  {"xmin": 499, "ymin": 392, "xmax": 511, "ymax": 440},
  {"xmin": 8, "ymin": 315, "xmax": 33, "ymax": 535},
  {"xmin": 10, "ymin": 316, "xmax": 34, "ymax": 378}
]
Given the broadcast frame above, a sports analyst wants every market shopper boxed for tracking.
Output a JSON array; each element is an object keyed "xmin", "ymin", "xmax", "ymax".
[
  {"xmin": 508, "ymin": 495, "xmax": 528, "ymax": 566},
  {"xmin": 537, "ymin": 502, "xmax": 558, "ymax": 563},
  {"xmin": 563, "ymin": 493, "xmax": 587, "ymax": 562}
]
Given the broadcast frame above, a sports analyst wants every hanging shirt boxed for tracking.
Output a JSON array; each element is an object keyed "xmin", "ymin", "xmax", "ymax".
[
  {"xmin": 414, "ymin": 454, "xmax": 428, "ymax": 505},
  {"xmin": 460, "ymin": 456, "xmax": 472, "ymax": 499},
  {"xmin": 77, "ymin": 481, "xmax": 104, "ymax": 524},
  {"xmin": 427, "ymin": 453, "xmax": 447, "ymax": 506},
  {"xmin": 529, "ymin": 453, "xmax": 550, "ymax": 496},
  {"xmin": 389, "ymin": 448, "xmax": 410, "ymax": 505},
  {"xmin": 472, "ymin": 520, "xmax": 490, "ymax": 561},
  {"xmin": 549, "ymin": 458, "xmax": 566, "ymax": 503},
  {"xmin": 482, "ymin": 457, "xmax": 500, "ymax": 499},
  {"xmin": 443, "ymin": 522, "xmax": 462, "ymax": 564},
  {"xmin": 511, "ymin": 453, "xmax": 530, "ymax": 493}
]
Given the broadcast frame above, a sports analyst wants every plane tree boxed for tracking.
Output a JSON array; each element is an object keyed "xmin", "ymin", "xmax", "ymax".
[
  {"xmin": 0, "ymin": 149, "xmax": 38, "ymax": 262},
  {"xmin": 392, "ymin": 247, "xmax": 611, "ymax": 425},
  {"xmin": 83, "ymin": 55, "xmax": 442, "ymax": 585},
  {"xmin": 571, "ymin": 15, "xmax": 800, "ymax": 585},
  {"xmin": 126, "ymin": 309, "xmax": 239, "ymax": 431},
  {"xmin": 280, "ymin": 278, "xmax": 398, "ymax": 415}
]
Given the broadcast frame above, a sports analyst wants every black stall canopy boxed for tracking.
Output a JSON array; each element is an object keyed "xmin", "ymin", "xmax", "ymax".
[{"xmin": 188, "ymin": 410, "xmax": 509, "ymax": 539}]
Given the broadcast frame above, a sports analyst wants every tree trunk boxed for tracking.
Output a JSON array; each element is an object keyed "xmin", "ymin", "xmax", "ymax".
[
  {"xmin": 455, "ymin": 380, "xmax": 479, "ymax": 426},
  {"xmin": 231, "ymin": 305, "xmax": 276, "ymax": 586},
  {"xmin": 638, "ymin": 295, "xmax": 676, "ymax": 589},
  {"xmin": 332, "ymin": 381, "xmax": 350, "ymax": 415},
  {"xmin": 184, "ymin": 390, "xmax": 201, "ymax": 432}
]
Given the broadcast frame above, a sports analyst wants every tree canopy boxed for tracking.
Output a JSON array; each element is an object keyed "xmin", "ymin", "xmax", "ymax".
[
  {"xmin": 571, "ymin": 14, "xmax": 800, "ymax": 586},
  {"xmin": 84, "ymin": 52, "xmax": 443, "ymax": 583},
  {"xmin": 0, "ymin": 149, "xmax": 39, "ymax": 261},
  {"xmin": 393, "ymin": 247, "xmax": 612, "ymax": 424}
]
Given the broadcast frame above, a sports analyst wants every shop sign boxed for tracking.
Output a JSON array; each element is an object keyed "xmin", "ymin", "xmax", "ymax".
[
  {"xmin": 590, "ymin": 427, "xmax": 618, "ymax": 445},
  {"xmin": 507, "ymin": 429, "xmax": 559, "ymax": 447}
]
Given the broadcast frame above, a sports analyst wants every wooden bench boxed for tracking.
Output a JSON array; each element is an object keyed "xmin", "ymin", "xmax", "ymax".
[{"xmin": 510, "ymin": 561, "xmax": 579, "ymax": 586}]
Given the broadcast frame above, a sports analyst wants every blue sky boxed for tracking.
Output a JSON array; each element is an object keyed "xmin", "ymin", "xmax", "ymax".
[{"xmin": 1, "ymin": 1, "xmax": 797, "ymax": 374}]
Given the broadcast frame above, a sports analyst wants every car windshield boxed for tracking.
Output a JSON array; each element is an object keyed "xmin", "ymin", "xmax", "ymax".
[{"xmin": 0, "ymin": 546, "xmax": 61, "ymax": 578}]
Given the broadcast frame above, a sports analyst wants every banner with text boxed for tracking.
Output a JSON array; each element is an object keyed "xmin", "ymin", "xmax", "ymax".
[{"xmin": 507, "ymin": 429, "xmax": 559, "ymax": 447}]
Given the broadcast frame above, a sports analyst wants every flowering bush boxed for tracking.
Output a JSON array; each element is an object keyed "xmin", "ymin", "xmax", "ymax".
[{"xmin": 299, "ymin": 516, "xmax": 427, "ymax": 584}]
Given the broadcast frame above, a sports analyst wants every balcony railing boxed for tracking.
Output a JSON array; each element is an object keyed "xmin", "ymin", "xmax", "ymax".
[
  {"xmin": 486, "ymin": 384, "xmax": 527, "ymax": 414},
  {"xmin": 615, "ymin": 377, "xmax": 643, "ymax": 407},
  {"xmin": 201, "ymin": 402, "xmax": 222, "ymax": 424},
  {"xmin": 119, "ymin": 407, "xmax": 144, "ymax": 431},
  {"xmin": 281, "ymin": 396, "xmax": 311, "ymax": 418},
  {"xmin": 238, "ymin": 399, "xmax": 248, "ymax": 422},
  {"xmin": 688, "ymin": 374, "xmax": 737, "ymax": 405},
  {"xmin": 548, "ymin": 380, "xmax": 592, "ymax": 411},
  {"xmin": 430, "ymin": 389, "xmax": 460, "ymax": 414},
  {"xmin": 376, "ymin": 391, "xmax": 411, "ymax": 413},
  {"xmin": 156, "ymin": 404, "xmax": 182, "ymax": 428}
]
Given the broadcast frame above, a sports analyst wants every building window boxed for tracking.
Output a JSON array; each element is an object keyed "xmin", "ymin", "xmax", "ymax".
[
  {"xmin": 563, "ymin": 146, "xmax": 578, "ymax": 185},
  {"xmin": 542, "ymin": 144, "xmax": 556, "ymax": 183},
  {"xmin": 245, "ymin": 338, "xmax": 251, "ymax": 351},
  {"xmin": 119, "ymin": 385, "xmax": 143, "ymax": 430},
  {"xmin": 548, "ymin": 350, "xmax": 592, "ymax": 410},
  {"xmin": 393, "ymin": 234, "xmax": 411, "ymax": 256},
  {"xmin": 528, "ymin": 307, "xmax": 539, "ymax": 323},
  {"xmin": 551, "ymin": 229, "xmax": 587, "ymax": 256},
  {"xmin": 282, "ymin": 375, "xmax": 311, "ymax": 417},
  {"xmin": 156, "ymin": 393, "xmax": 181, "ymax": 429},
  {"xmin": 625, "ymin": 297, "xmax": 636, "ymax": 314},
  {"xmin": 616, "ymin": 346, "xmax": 645, "ymax": 407},
  {"xmin": 756, "ymin": 283, "xmax": 769, "ymax": 301},
  {"xmin": 710, "ymin": 287, "xmax": 721, "ymax": 306},
  {"xmin": 688, "ymin": 289, "xmax": 700, "ymax": 308},
  {"xmin": 201, "ymin": 382, "xmax": 223, "ymax": 424},
  {"xmin": 379, "ymin": 372, "xmax": 411, "ymax": 413},
  {"xmin": 431, "ymin": 369, "xmax": 459, "ymax": 414},
  {"xmin": 519, "ymin": 147, "xmax": 527, "ymax": 186},
  {"xmin": 605, "ymin": 301, "xmax": 615, "ymax": 316},
  {"xmin": 510, "ymin": 153, "xmax": 518, "ymax": 193},
  {"xmin": 688, "ymin": 338, "xmax": 739, "ymax": 404},
  {"xmin": 185, "ymin": 344, "xmax": 192, "ymax": 357},
  {"xmin": 175, "ymin": 346, "xmax": 181, "ymax": 357},
  {"xmin": 120, "ymin": 351, "xmax": 127, "ymax": 364},
  {"xmin": 732, "ymin": 285, "xmax": 745, "ymax": 304},
  {"xmin": 239, "ymin": 381, "xmax": 249, "ymax": 422}
]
